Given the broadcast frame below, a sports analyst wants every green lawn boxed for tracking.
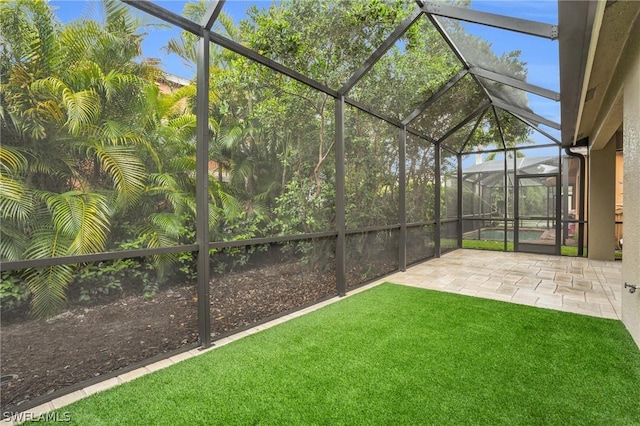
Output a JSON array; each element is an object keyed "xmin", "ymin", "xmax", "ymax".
[
  {"xmin": 461, "ymin": 239, "xmax": 624, "ymax": 259},
  {"xmin": 462, "ymin": 239, "xmax": 623, "ymax": 260},
  {"xmin": 463, "ymin": 238, "xmax": 514, "ymax": 252},
  {"xmin": 41, "ymin": 284, "xmax": 640, "ymax": 425}
]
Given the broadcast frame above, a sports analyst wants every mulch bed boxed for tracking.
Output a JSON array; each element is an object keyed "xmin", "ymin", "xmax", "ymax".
[{"xmin": 0, "ymin": 262, "xmax": 337, "ymax": 410}]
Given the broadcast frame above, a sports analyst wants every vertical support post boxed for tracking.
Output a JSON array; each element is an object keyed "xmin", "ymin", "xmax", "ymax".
[
  {"xmin": 577, "ymin": 155, "xmax": 586, "ymax": 257},
  {"xmin": 196, "ymin": 33, "xmax": 211, "ymax": 347},
  {"xmin": 513, "ymin": 153, "xmax": 519, "ymax": 252},
  {"xmin": 562, "ymin": 155, "xmax": 570, "ymax": 245},
  {"xmin": 503, "ymin": 151, "xmax": 508, "ymax": 251},
  {"xmin": 555, "ymin": 146, "xmax": 562, "ymax": 255},
  {"xmin": 547, "ymin": 188, "xmax": 551, "ymax": 228},
  {"xmin": 494, "ymin": 107, "xmax": 509, "ymax": 252},
  {"xmin": 399, "ymin": 127, "xmax": 407, "ymax": 271},
  {"xmin": 435, "ymin": 143, "xmax": 442, "ymax": 257},
  {"xmin": 457, "ymin": 153, "xmax": 463, "ymax": 248},
  {"xmin": 335, "ymin": 96, "xmax": 346, "ymax": 296}
]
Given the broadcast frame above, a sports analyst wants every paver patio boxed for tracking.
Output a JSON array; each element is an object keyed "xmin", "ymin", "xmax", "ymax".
[{"xmin": 387, "ymin": 249, "xmax": 622, "ymax": 319}]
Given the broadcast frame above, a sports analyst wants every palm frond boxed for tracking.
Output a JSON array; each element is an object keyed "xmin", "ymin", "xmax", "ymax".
[
  {"xmin": 137, "ymin": 217, "xmax": 182, "ymax": 280},
  {"xmin": 102, "ymin": 0, "xmax": 138, "ymax": 36},
  {"xmin": 166, "ymin": 157, "xmax": 196, "ymax": 173},
  {"xmin": 39, "ymin": 190, "xmax": 112, "ymax": 254},
  {"xmin": 0, "ymin": 146, "xmax": 28, "ymax": 174},
  {"xmin": 14, "ymin": 0, "xmax": 63, "ymax": 74},
  {"xmin": 59, "ymin": 20, "xmax": 101, "ymax": 65},
  {"xmin": 99, "ymin": 119, "xmax": 130, "ymax": 141},
  {"xmin": 209, "ymin": 202, "xmax": 223, "ymax": 230},
  {"xmin": 62, "ymin": 88, "xmax": 102, "ymax": 135},
  {"xmin": 0, "ymin": 224, "xmax": 29, "ymax": 261},
  {"xmin": 208, "ymin": 117, "xmax": 221, "ymax": 134},
  {"xmin": 167, "ymin": 113, "xmax": 197, "ymax": 131},
  {"xmin": 164, "ymin": 36, "xmax": 197, "ymax": 65},
  {"xmin": 214, "ymin": 12, "xmax": 240, "ymax": 41},
  {"xmin": 0, "ymin": 175, "xmax": 33, "ymax": 222},
  {"xmin": 219, "ymin": 125, "xmax": 243, "ymax": 149},
  {"xmin": 39, "ymin": 99, "xmax": 65, "ymax": 125},
  {"xmin": 231, "ymin": 156, "xmax": 255, "ymax": 186},
  {"xmin": 30, "ymin": 77, "xmax": 102, "ymax": 135},
  {"xmin": 69, "ymin": 60, "xmax": 105, "ymax": 91},
  {"xmin": 30, "ymin": 76, "xmax": 68, "ymax": 98},
  {"xmin": 101, "ymin": 70, "xmax": 145, "ymax": 102},
  {"xmin": 88, "ymin": 142, "xmax": 146, "ymax": 207},
  {"xmin": 149, "ymin": 213, "xmax": 183, "ymax": 240},
  {"xmin": 245, "ymin": 198, "xmax": 270, "ymax": 219},
  {"xmin": 23, "ymin": 226, "xmax": 62, "ymax": 259},
  {"xmin": 147, "ymin": 172, "xmax": 179, "ymax": 190},
  {"xmin": 170, "ymin": 84, "xmax": 196, "ymax": 104},
  {"xmin": 212, "ymin": 182, "xmax": 241, "ymax": 219},
  {"xmin": 254, "ymin": 180, "xmax": 280, "ymax": 202},
  {"xmin": 24, "ymin": 263, "xmax": 73, "ymax": 318}
]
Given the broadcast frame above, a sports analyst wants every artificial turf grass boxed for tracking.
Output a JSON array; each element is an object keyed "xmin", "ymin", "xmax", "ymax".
[{"xmin": 39, "ymin": 283, "xmax": 640, "ymax": 425}]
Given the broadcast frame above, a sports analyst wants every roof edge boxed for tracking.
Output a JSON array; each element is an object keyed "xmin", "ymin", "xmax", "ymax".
[{"xmin": 558, "ymin": 0, "xmax": 605, "ymax": 147}]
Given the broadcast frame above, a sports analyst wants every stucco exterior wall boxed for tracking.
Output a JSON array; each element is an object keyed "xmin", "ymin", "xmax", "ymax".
[
  {"xmin": 615, "ymin": 152, "xmax": 623, "ymax": 249},
  {"xmin": 588, "ymin": 138, "xmax": 616, "ymax": 260},
  {"xmin": 622, "ymin": 42, "xmax": 640, "ymax": 348}
]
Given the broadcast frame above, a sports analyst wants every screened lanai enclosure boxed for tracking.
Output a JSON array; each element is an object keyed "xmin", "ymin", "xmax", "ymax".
[{"xmin": 0, "ymin": 0, "xmax": 584, "ymax": 411}]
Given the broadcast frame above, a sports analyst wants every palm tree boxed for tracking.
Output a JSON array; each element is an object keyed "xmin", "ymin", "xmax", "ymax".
[{"xmin": 0, "ymin": 0, "xmax": 162, "ymax": 317}]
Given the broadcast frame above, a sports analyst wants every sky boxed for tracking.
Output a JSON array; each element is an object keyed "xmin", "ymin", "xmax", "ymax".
[
  {"xmin": 49, "ymin": 1, "xmax": 270, "ymax": 79},
  {"xmin": 48, "ymin": 0, "xmax": 561, "ymax": 152}
]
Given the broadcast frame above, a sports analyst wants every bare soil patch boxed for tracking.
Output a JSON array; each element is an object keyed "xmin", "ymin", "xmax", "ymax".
[{"xmin": 1, "ymin": 262, "xmax": 337, "ymax": 410}]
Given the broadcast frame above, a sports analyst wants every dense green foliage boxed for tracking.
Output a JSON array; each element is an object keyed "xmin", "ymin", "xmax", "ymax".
[
  {"xmin": 0, "ymin": 0, "xmax": 208, "ymax": 316},
  {"xmin": 0, "ymin": 0, "xmax": 531, "ymax": 317},
  {"xmin": 41, "ymin": 284, "xmax": 640, "ymax": 425}
]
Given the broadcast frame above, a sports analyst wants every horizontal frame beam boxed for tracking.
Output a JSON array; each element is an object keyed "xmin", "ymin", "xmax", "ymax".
[
  {"xmin": 440, "ymin": 218, "xmax": 459, "ymax": 224},
  {"xmin": 470, "ymin": 66, "xmax": 560, "ymax": 101},
  {"xmin": 0, "ymin": 244, "xmax": 200, "ymax": 272},
  {"xmin": 440, "ymin": 143, "xmax": 459, "ymax": 156},
  {"xmin": 125, "ymin": 1, "xmax": 339, "ymax": 101},
  {"xmin": 406, "ymin": 126, "xmax": 439, "ymax": 145},
  {"xmin": 491, "ymin": 98, "xmax": 561, "ymax": 130},
  {"xmin": 407, "ymin": 220, "xmax": 437, "ymax": 228},
  {"xmin": 461, "ymin": 217, "xmax": 514, "ymax": 221},
  {"xmin": 425, "ymin": 15, "xmax": 497, "ymax": 107},
  {"xmin": 344, "ymin": 97, "xmax": 403, "ymax": 128},
  {"xmin": 507, "ymin": 110, "xmax": 562, "ymax": 145},
  {"xmin": 208, "ymin": 231, "xmax": 338, "ymax": 249},
  {"xmin": 208, "ymin": 32, "xmax": 339, "ymax": 99},
  {"xmin": 461, "ymin": 142, "xmax": 559, "ymax": 156},
  {"xmin": 402, "ymin": 69, "xmax": 469, "ymax": 125},
  {"xmin": 419, "ymin": 1, "xmax": 558, "ymax": 40},
  {"xmin": 123, "ymin": 0, "xmax": 201, "ymax": 34},
  {"xmin": 345, "ymin": 224, "xmax": 401, "ymax": 235}
]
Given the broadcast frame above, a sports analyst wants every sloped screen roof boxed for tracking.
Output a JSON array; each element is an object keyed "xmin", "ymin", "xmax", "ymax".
[{"xmin": 122, "ymin": 0, "xmax": 562, "ymax": 154}]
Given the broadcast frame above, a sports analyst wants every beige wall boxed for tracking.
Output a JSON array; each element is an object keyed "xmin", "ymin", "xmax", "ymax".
[
  {"xmin": 615, "ymin": 152, "xmax": 623, "ymax": 249},
  {"xmin": 615, "ymin": 152, "xmax": 624, "ymax": 208},
  {"xmin": 622, "ymin": 41, "xmax": 640, "ymax": 348},
  {"xmin": 588, "ymin": 137, "xmax": 616, "ymax": 260}
]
